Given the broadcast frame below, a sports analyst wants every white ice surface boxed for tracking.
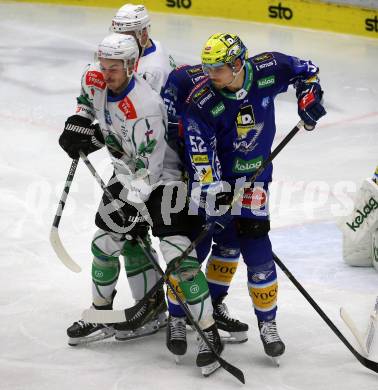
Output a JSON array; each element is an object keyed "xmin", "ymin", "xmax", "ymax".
[{"xmin": 0, "ymin": 3, "xmax": 377, "ymax": 389}]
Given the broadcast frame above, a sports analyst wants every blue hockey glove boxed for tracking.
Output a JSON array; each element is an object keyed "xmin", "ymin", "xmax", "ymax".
[{"xmin": 296, "ymin": 81, "xmax": 326, "ymax": 130}]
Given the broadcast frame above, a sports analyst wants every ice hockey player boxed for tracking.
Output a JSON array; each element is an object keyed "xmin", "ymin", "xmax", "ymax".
[
  {"xmin": 180, "ymin": 33, "xmax": 327, "ymax": 364},
  {"xmin": 111, "ymin": 3, "xmax": 174, "ymax": 93},
  {"xmin": 107, "ymin": 3, "xmax": 175, "ymax": 340},
  {"xmin": 339, "ymin": 165, "xmax": 378, "ymax": 271},
  {"xmin": 58, "ymin": 33, "xmax": 223, "ymax": 377},
  {"xmin": 162, "ymin": 64, "xmax": 249, "ymax": 347}
]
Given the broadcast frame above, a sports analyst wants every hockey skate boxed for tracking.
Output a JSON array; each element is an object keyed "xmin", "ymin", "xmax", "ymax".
[
  {"xmin": 213, "ymin": 296, "xmax": 248, "ymax": 343},
  {"xmin": 258, "ymin": 319, "xmax": 285, "ymax": 366},
  {"xmin": 166, "ymin": 315, "xmax": 187, "ymax": 363},
  {"xmin": 67, "ymin": 320, "xmax": 115, "ymax": 346},
  {"xmin": 115, "ymin": 287, "xmax": 166, "ymax": 341},
  {"xmin": 196, "ymin": 323, "xmax": 224, "ymax": 377}
]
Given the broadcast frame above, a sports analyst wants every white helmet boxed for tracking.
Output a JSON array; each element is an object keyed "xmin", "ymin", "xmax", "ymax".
[
  {"xmin": 97, "ymin": 33, "xmax": 139, "ymax": 73},
  {"xmin": 111, "ymin": 4, "xmax": 151, "ymax": 44}
]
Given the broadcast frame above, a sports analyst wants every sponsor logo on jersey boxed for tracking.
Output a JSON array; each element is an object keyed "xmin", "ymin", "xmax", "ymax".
[
  {"xmin": 118, "ymin": 96, "xmax": 137, "ymax": 119},
  {"xmin": 187, "ymin": 66, "xmax": 203, "ymax": 76},
  {"xmin": 236, "ymin": 105, "xmax": 255, "ymax": 138},
  {"xmin": 192, "ymin": 86, "xmax": 214, "ymax": 107},
  {"xmin": 252, "ymin": 53, "xmax": 274, "ymax": 64},
  {"xmin": 198, "ymin": 93, "xmax": 213, "ymax": 107},
  {"xmin": 256, "ymin": 59, "xmax": 277, "ymax": 71},
  {"xmin": 192, "ymin": 154, "xmax": 209, "ymax": 164},
  {"xmin": 186, "ymin": 77, "xmax": 209, "ymax": 104},
  {"xmin": 257, "ymin": 75, "xmax": 276, "ymax": 88},
  {"xmin": 346, "ymin": 197, "xmax": 378, "ymax": 232},
  {"xmin": 86, "ymin": 71, "xmax": 106, "ymax": 90},
  {"xmin": 241, "ymin": 186, "xmax": 268, "ymax": 210},
  {"xmin": 211, "ymin": 102, "xmax": 226, "ymax": 117},
  {"xmin": 194, "ymin": 75, "xmax": 205, "ymax": 83},
  {"xmin": 196, "ymin": 165, "xmax": 213, "ymax": 183},
  {"xmin": 232, "ymin": 155, "xmax": 263, "ymax": 173},
  {"xmin": 76, "ymin": 106, "xmax": 93, "ymax": 116}
]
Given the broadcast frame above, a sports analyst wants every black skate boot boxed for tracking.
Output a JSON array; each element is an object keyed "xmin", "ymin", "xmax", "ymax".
[
  {"xmin": 196, "ymin": 323, "xmax": 224, "ymax": 377},
  {"xmin": 67, "ymin": 320, "xmax": 115, "ymax": 346},
  {"xmin": 115, "ymin": 290, "xmax": 161, "ymax": 341},
  {"xmin": 166, "ymin": 315, "xmax": 187, "ymax": 363},
  {"xmin": 258, "ymin": 319, "xmax": 285, "ymax": 366},
  {"xmin": 213, "ymin": 295, "xmax": 248, "ymax": 343},
  {"xmin": 67, "ymin": 300, "xmax": 116, "ymax": 346}
]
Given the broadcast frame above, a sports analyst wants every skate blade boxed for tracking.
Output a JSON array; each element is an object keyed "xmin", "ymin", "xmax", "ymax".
[
  {"xmin": 174, "ymin": 355, "xmax": 181, "ymax": 364},
  {"xmin": 221, "ymin": 331, "xmax": 248, "ymax": 344},
  {"xmin": 68, "ymin": 328, "xmax": 115, "ymax": 346},
  {"xmin": 115, "ymin": 321, "xmax": 159, "ymax": 341},
  {"xmin": 201, "ymin": 361, "xmax": 221, "ymax": 377},
  {"xmin": 157, "ymin": 312, "xmax": 168, "ymax": 329},
  {"xmin": 271, "ymin": 357, "xmax": 280, "ymax": 367}
]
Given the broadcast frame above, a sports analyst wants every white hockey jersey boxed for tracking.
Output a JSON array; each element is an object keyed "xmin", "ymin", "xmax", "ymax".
[
  {"xmin": 135, "ymin": 39, "xmax": 183, "ymax": 184},
  {"xmin": 76, "ymin": 63, "xmax": 168, "ymax": 202},
  {"xmin": 136, "ymin": 39, "xmax": 174, "ymax": 94}
]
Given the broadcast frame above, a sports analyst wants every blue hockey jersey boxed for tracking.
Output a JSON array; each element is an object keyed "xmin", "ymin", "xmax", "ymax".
[{"xmin": 181, "ymin": 52, "xmax": 320, "ymax": 190}]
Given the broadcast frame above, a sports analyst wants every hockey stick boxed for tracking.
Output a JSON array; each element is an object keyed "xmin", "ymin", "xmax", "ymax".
[
  {"xmin": 273, "ymin": 252, "xmax": 378, "ymax": 373},
  {"xmin": 50, "ymin": 158, "xmax": 82, "ymax": 273},
  {"xmin": 166, "ymin": 120, "xmax": 304, "ymax": 275},
  {"xmin": 340, "ymin": 296, "xmax": 378, "ymax": 357},
  {"xmin": 136, "ymin": 236, "xmax": 245, "ymax": 384},
  {"xmin": 340, "ymin": 307, "xmax": 368, "ymax": 356},
  {"xmin": 365, "ymin": 297, "xmax": 378, "ymax": 355},
  {"xmin": 79, "ymin": 152, "xmax": 245, "ymax": 384}
]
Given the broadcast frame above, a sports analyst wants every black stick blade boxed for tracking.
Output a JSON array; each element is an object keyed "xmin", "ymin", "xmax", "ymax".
[{"xmin": 219, "ymin": 357, "xmax": 245, "ymax": 384}]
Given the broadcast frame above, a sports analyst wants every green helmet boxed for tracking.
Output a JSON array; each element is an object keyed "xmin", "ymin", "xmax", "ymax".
[{"xmin": 201, "ymin": 33, "xmax": 248, "ymax": 67}]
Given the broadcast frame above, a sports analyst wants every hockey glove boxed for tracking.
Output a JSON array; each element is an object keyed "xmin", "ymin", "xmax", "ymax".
[
  {"xmin": 59, "ymin": 115, "xmax": 104, "ymax": 159},
  {"xmin": 205, "ymin": 192, "xmax": 234, "ymax": 234},
  {"xmin": 295, "ymin": 81, "xmax": 326, "ymax": 130}
]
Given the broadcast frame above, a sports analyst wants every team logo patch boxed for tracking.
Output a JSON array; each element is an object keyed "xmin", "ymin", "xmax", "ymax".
[
  {"xmin": 236, "ymin": 105, "xmax": 255, "ymax": 138},
  {"xmin": 86, "ymin": 71, "xmax": 106, "ymax": 90},
  {"xmin": 233, "ymin": 122, "xmax": 264, "ymax": 154}
]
